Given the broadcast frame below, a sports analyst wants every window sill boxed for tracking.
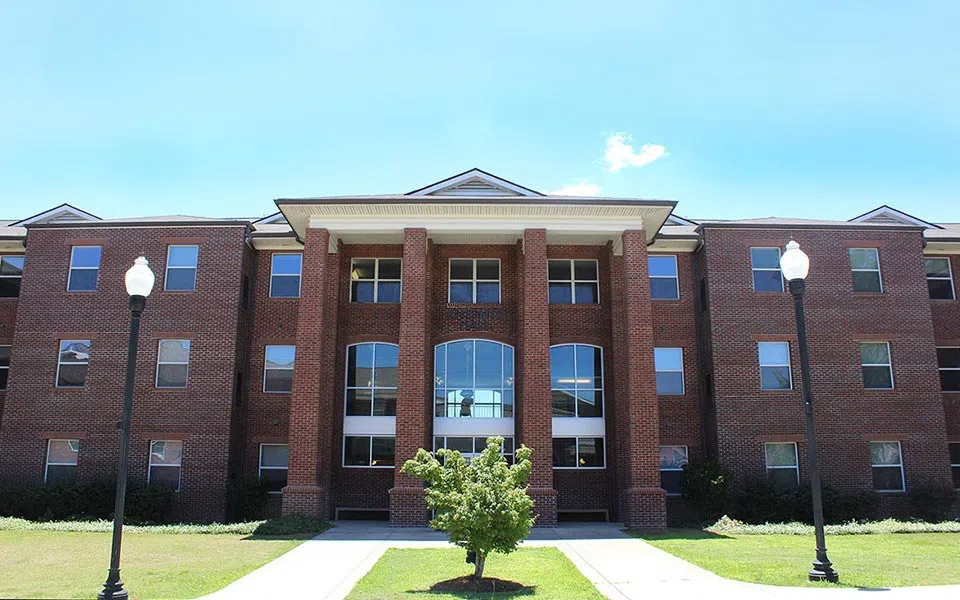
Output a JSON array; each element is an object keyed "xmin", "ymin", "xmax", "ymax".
[
  {"xmin": 553, "ymin": 466, "xmax": 606, "ymax": 470},
  {"xmin": 161, "ymin": 290, "xmax": 197, "ymax": 294},
  {"xmin": 0, "ymin": 297, "xmax": 19, "ymax": 301},
  {"xmin": 759, "ymin": 388, "xmax": 797, "ymax": 393},
  {"xmin": 65, "ymin": 290, "xmax": 98, "ymax": 294},
  {"xmin": 651, "ymin": 298, "xmax": 682, "ymax": 303},
  {"xmin": 657, "ymin": 393, "xmax": 687, "ymax": 398},
  {"xmin": 342, "ymin": 465, "xmax": 395, "ymax": 469},
  {"xmin": 262, "ymin": 391, "xmax": 293, "ymax": 396},
  {"xmin": 548, "ymin": 303, "xmax": 603, "ymax": 308},
  {"xmin": 53, "ymin": 386, "xmax": 87, "ymax": 391},
  {"xmin": 445, "ymin": 303, "xmax": 503, "ymax": 308},
  {"xmin": 875, "ymin": 490, "xmax": 906, "ymax": 494},
  {"xmin": 268, "ymin": 296, "xmax": 300, "ymax": 300},
  {"xmin": 852, "ymin": 292, "xmax": 885, "ymax": 296},
  {"xmin": 154, "ymin": 387, "xmax": 189, "ymax": 391},
  {"xmin": 863, "ymin": 388, "xmax": 896, "ymax": 392},
  {"xmin": 349, "ymin": 302, "xmax": 401, "ymax": 306}
]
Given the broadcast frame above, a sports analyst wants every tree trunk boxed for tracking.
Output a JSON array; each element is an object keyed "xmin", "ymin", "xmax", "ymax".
[{"xmin": 473, "ymin": 552, "xmax": 486, "ymax": 580}]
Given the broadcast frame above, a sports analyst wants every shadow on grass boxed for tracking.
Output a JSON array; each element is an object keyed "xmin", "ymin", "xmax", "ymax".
[
  {"xmin": 240, "ymin": 516, "xmax": 332, "ymax": 540},
  {"xmin": 627, "ymin": 528, "xmax": 732, "ymax": 540},
  {"xmin": 410, "ymin": 576, "xmax": 535, "ymax": 597}
]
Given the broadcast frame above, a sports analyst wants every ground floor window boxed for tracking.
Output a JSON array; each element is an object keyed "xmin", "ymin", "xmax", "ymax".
[
  {"xmin": 259, "ymin": 444, "xmax": 289, "ymax": 493},
  {"xmin": 149, "ymin": 440, "xmax": 183, "ymax": 491},
  {"xmin": 659, "ymin": 446, "xmax": 688, "ymax": 495},
  {"xmin": 434, "ymin": 436, "xmax": 515, "ymax": 464},
  {"xmin": 870, "ymin": 441, "xmax": 904, "ymax": 492},
  {"xmin": 343, "ymin": 436, "xmax": 395, "ymax": 468},
  {"xmin": 764, "ymin": 442, "xmax": 799, "ymax": 487},
  {"xmin": 949, "ymin": 443, "xmax": 960, "ymax": 489},
  {"xmin": 552, "ymin": 437, "xmax": 605, "ymax": 469},
  {"xmin": 45, "ymin": 439, "xmax": 79, "ymax": 484}
]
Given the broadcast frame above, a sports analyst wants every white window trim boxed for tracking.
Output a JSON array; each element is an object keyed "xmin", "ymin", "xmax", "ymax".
[
  {"xmin": 342, "ymin": 435, "xmax": 395, "ymax": 468},
  {"xmin": 758, "ymin": 341, "xmax": 793, "ymax": 391},
  {"xmin": 550, "ymin": 343, "xmax": 605, "ymax": 418},
  {"xmin": 925, "ymin": 257, "xmax": 956, "ymax": 300},
  {"xmin": 764, "ymin": 442, "xmax": 800, "ymax": 486},
  {"xmin": 269, "ymin": 253, "xmax": 303, "ymax": 298},
  {"xmin": 860, "ymin": 342, "xmax": 894, "ymax": 390},
  {"xmin": 56, "ymin": 339, "xmax": 90, "ymax": 388},
  {"xmin": 349, "ymin": 257, "xmax": 402, "ymax": 303},
  {"xmin": 850, "ymin": 248, "xmax": 884, "ymax": 293},
  {"xmin": 654, "ymin": 347, "xmax": 685, "ymax": 396},
  {"xmin": 155, "ymin": 339, "xmax": 190, "ymax": 389},
  {"xmin": 937, "ymin": 347, "xmax": 960, "ymax": 393},
  {"xmin": 552, "ymin": 436, "xmax": 606, "ymax": 470},
  {"xmin": 869, "ymin": 440, "xmax": 905, "ymax": 493},
  {"xmin": 258, "ymin": 443, "xmax": 289, "ymax": 495},
  {"xmin": 44, "ymin": 439, "xmax": 79, "ymax": 483},
  {"xmin": 659, "ymin": 445, "xmax": 689, "ymax": 496},
  {"xmin": 448, "ymin": 258, "xmax": 502, "ymax": 304},
  {"xmin": 345, "ymin": 342, "xmax": 399, "ymax": 417},
  {"xmin": 0, "ymin": 344, "xmax": 9, "ymax": 391},
  {"xmin": 148, "ymin": 440, "xmax": 183, "ymax": 492},
  {"xmin": 164, "ymin": 245, "xmax": 199, "ymax": 291},
  {"xmin": 263, "ymin": 345, "xmax": 296, "ymax": 394},
  {"xmin": 750, "ymin": 247, "xmax": 783, "ymax": 292},
  {"xmin": 67, "ymin": 246, "xmax": 101, "ymax": 292},
  {"xmin": 649, "ymin": 254, "xmax": 680, "ymax": 300},
  {"xmin": 434, "ymin": 339, "xmax": 515, "ymax": 419},
  {"xmin": 547, "ymin": 259, "xmax": 600, "ymax": 304}
]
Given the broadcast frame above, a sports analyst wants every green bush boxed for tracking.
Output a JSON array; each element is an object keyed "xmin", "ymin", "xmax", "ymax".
[
  {"xmin": 125, "ymin": 482, "xmax": 177, "ymax": 524},
  {"xmin": 733, "ymin": 480, "xmax": 880, "ymax": 525},
  {"xmin": 0, "ymin": 479, "xmax": 175, "ymax": 524},
  {"xmin": 226, "ymin": 476, "xmax": 270, "ymax": 523},
  {"xmin": 907, "ymin": 485, "xmax": 957, "ymax": 523},
  {"xmin": 709, "ymin": 515, "xmax": 960, "ymax": 535},
  {"xmin": 680, "ymin": 457, "xmax": 732, "ymax": 523},
  {"xmin": 252, "ymin": 515, "xmax": 329, "ymax": 536}
]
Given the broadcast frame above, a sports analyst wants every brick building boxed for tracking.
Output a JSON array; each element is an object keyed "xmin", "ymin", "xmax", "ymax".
[{"xmin": 0, "ymin": 169, "xmax": 957, "ymax": 527}]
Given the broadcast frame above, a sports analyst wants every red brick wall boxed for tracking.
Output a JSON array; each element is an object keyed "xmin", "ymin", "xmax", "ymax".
[
  {"xmin": 928, "ymin": 253, "xmax": 960, "ymax": 440},
  {"xmin": 0, "ymin": 254, "xmax": 20, "ymax": 423}
]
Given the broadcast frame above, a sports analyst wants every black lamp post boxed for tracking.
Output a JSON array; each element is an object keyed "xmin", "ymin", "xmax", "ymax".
[
  {"xmin": 99, "ymin": 256, "xmax": 155, "ymax": 600},
  {"xmin": 780, "ymin": 241, "xmax": 839, "ymax": 583}
]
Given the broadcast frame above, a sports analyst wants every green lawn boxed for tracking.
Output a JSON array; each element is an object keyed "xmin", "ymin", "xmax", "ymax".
[
  {"xmin": 634, "ymin": 530, "xmax": 960, "ymax": 588},
  {"xmin": 0, "ymin": 529, "xmax": 302, "ymax": 599},
  {"xmin": 347, "ymin": 547, "xmax": 604, "ymax": 599}
]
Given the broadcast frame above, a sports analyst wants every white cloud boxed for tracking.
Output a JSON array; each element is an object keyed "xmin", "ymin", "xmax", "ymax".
[
  {"xmin": 548, "ymin": 180, "xmax": 602, "ymax": 196},
  {"xmin": 603, "ymin": 133, "xmax": 667, "ymax": 172}
]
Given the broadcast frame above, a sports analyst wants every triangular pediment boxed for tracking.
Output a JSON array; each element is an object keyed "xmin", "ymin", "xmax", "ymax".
[
  {"xmin": 254, "ymin": 212, "xmax": 288, "ymax": 225},
  {"xmin": 406, "ymin": 168, "xmax": 544, "ymax": 197},
  {"xmin": 849, "ymin": 205, "xmax": 940, "ymax": 229},
  {"xmin": 665, "ymin": 214, "xmax": 697, "ymax": 226},
  {"xmin": 12, "ymin": 203, "xmax": 101, "ymax": 226}
]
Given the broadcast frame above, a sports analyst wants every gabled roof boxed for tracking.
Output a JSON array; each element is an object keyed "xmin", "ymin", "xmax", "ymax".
[
  {"xmin": 405, "ymin": 168, "xmax": 545, "ymax": 197},
  {"xmin": 849, "ymin": 205, "xmax": 942, "ymax": 229},
  {"xmin": 11, "ymin": 203, "xmax": 101, "ymax": 226},
  {"xmin": 665, "ymin": 214, "xmax": 697, "ymax": 226},
  {"xmin": 253, "ymin": 212, "xmax": 288, "ymax": 225}
]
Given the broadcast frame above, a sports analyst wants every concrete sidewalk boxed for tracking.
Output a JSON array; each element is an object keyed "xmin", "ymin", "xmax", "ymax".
[{"xmin": 199, "ymin": 521, "xmax": 960, "ymax": 600}]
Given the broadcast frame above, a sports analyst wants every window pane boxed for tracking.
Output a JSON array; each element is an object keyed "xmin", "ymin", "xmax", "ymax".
[
  {"xmin": 476, "ymin": 282, "xmax": 500, "ymax": 303},
  {"xmin": 548, "ymin": 283, "xmax": 572, "ymax": 304},
  {"xmin": 345, "ymin": 389, "xmax": 373, "ymax": 416},
  {"xmin": 750, "ymin": 248, "xmax": 780, "ymax": 269},
  {"xmin": 765, "ymin": 443, "xmax": 797, "ymax": 467},
  {"xmin": 0, "ymin": 256, "xmax": 24, "ymax": 275},
  {"xmin": 951, "ymin": 467, "xmax": 960, "ymax": 489},
  {"xmin": 260, "ymin": 468, "xmax": 287, "ymax": 492},
  {"xmin": 552, "ymin": 438, "xmax": 576, "ymax": 467},
  {"xmin": 502, "ymin": 390, "xmax": 514, "ymax": 417},
  {"xmin": 68, "ymin": 269, "xmax": 98, "ymax": 291},
  {"xmin": 371, "ymin": 438, "xmax": 395, "ymax": 467},
  {"xmin": 475, "ymin": 341, "xmax": 503, "ymax": 388},
  {"xmin": 47, "ymin": 440, "xmax": 79, "ymax": 464},
  {"xmin": 551, "ymin": 390, "xmax": 576, "ymax": 417},
  {"xmin": 347, "ymin": 344, "xmax": 375, "ymax": 387},
  {"xmin": 576, "ymin": 346, "xmax": 602, "ymax": 388},
  {"xmin": 576, "ymin": 389, "xmax": 602, "ymax": 417},
  {"xmin": 374, "ymin": 344, "xmax": 399, "ymax": 387},
  {"xmin": 151, "ymin": 441, "xmax": 183, "ymax": 465},
  {"xmin": 648, "ymin": 256, "xmax": 678, "ymax": 277},
  {"xmin": 260, "ymin": 445, "xmax": 288, "ymax": 468},
  {"xmin": 271, "ymin": 275, "xmax": 300, "ymax": 298},
  {"xmin": 449, "ymin": 259, "xmax": 473, "ymax": 280},
  {"xmin": 753, "ymin": 270, "xmax": 783, "ymax": 292},
  {"xmin": 578, "ymin": 438, "xmax": 604, "ymax": 467},
  {"xmin": 863, "ymin": 366, "xmax": 893, "ymax": 389},
  {"xmin": 852, "ymin": 271, "xmax": 882, "ymax": 292},
  {"xmin": 925, "ymin": 258, "xmax": 951, "ymax": 277},
  {"xmin": 949, "ymin": 443, "xmax": 960, "ymax": 464},
  {"xmin": 870, "ymin": 442, "xmax": 901, "ymax": 465},
  {"xmin": 0, "ymin": 368, "xmax": 7, "ymax": 390},
  {"xmin": 373, "ymin": 389, "xmax": 397, "ymax": 416},
  {"xmin": 434, "ymin": 345, "xmax": 445, "ymax": 386},
  {"xmin": 768, "ymin": 468, "xmax": 799, "ymax": 488},
  {"xmin": 550, "ymin": 346, "xmax": 575, "ymax": 388},
  {"xmin": 872, "ymin": 466, "xmax": 903, "ymax": 491},
  {"xmin": 758, "ymin": 342, "xmax": 789, "ymax": 366},
  {"xmin": 378, "ymin": 259, "xmax": 402, "ymax": 280},
  {"xmin": 654, "ymin": 348, "xmax": 682, "ymax": 371},
  {"xmin": 351, "ymin": 281, "xmax": 375, "ymax": 302},
  {"xmin": 159, "ymin": 340, "xmax": 190, "ymax": 363},
  {"xmin": 150, "ymin": 466, "xmax": 181, "ymax": 490},
  {"xmin": 165, "ymin": 268, "xmax": 196, "ymax": 291},
  {"xmin": 344, "ymin": 437, "xmax": 371, "ymax": 466},
  {"xmin": 266, "ymin": 346, "xmax": 296, "ymax": 369},
  {"xmin": 351, "ymin": 259, "xmax": 375, "ymax": 280},
  {"xmin": 71, "ymin": 246, "xmax": 102, "ymax": 268},
  {"xmin": 476, "ymin": 260, "xmax": 499, "ymax": 280},
  {"xmin": 656, "ymin": 372, "xmax": 684, "ymax": 395},
  {"xmin": 937, "ymin": 348, "xmax": 960, "ymax": 369},
  {"xmin": 760, "ymin": 366, "xmax": 792, "ymax": 390},
  {"xmin": 449, "ymin": 282, "xmax": 473, "ymax": 303},
  {"xmin": 860, "ymin": 343, "xmax": 890, "ymax": 365},
  {"xmin": 447, "ymin": 437, "xmax": 474, "ymax": 453},
  {"xmin": 574, "ymin": 260, "xmax": 597, "ymax": 281},
  {"xmin": 0, "ymin": 278, "xmax": 20, "ymax": 298},
  {"xmin": 548, "ymin": 260, "xmax": 571, "ymax": 281},
  {"xmin": 167, "ymin": 246, "xmax": 198, "ymax": 267},
  {"xmin": 272, "ymin": 254, "xmax": 301, "ymax": 275},
  {"xmin": 46, "ymin": 465, "xmax": 77, "ymax": 484},
  {"xmin": 650, "ymin": 278, "xmax": 679, "ymax": 300},
  {"xmin": 941, "ymin": 370, "xmax": 960, "ymax": 392},
  {"xmin": 659, "ymin": 446, "xmax": 688, "ymax": 469},
  {"xmin": 57, "ymin": 364, "xmax": 87, "ymax": 387},
  {"xmin": 503, "ymin": 347, "xmax": 514, "ymax": 388},
  {"xmin": 377, "ymin": 281, "xmax": 401, "ymax": 303},
  {"xmin": 59, "ymin": 340, "xmax": 90, "ymax": 363},
  {"xmin": 264, "ymin": 369, "xmax": 294, "ymax": 393},
  {"xmin": 445, "ymin": 341, "xmax": 473, "ymax": 388},
  {"xmin": 660, "ymin": 470, "xmax": 683, "ymax": 495},
  {"xmin": 574, "ymin": 282, "xmax": 599, "ymax": 303},
  {"xmin": 928, "ymin": 279, "xmax": 955, "ymax": 300},
  {"xmin": 157, "ymin": 364, "xmax": 188, "ymax": 388},
  {"xmin": 849, "ymin": 248, "xmax": 879, "ymax": 270}
]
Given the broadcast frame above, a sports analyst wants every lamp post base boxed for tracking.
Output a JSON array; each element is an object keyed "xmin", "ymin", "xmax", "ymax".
[
  {"xmin": 808, "ymin": 561, "xmax": 839, "ymax": 583},
  {"xmin": 98, "ymin": 582, "xmax": 128, "ymax": 600}
]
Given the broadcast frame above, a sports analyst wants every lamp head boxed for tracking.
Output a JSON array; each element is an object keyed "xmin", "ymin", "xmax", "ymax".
[
  {"xmin": 780, "ymin": 240, "xmax": 810, "ymax": 282},
  {"xmin": 125, "ymin": 256, "xmax": 155, "ymax": 298}
]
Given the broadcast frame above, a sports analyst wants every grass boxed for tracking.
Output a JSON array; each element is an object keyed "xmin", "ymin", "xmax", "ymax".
[
  {"xmin": 633, "ymin": 529, "xmax": 960, "ymax": 588},
  {"xmin": 0, "ymin": 528, "xmax": 304, "ymax": 599},
  {"xmin": 706, "ymin": 515, "xmax": 960, "ymax": 536},
  {"xmin": 347, "ymin": 547, "xmax": 605, "ymax": 599}
]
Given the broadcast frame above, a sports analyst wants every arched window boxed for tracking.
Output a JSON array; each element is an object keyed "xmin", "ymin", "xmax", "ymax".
[
  {"xmin": 345, "ymin": 342, "xmax": 399, "ymax": 416},
  {"xmin": 550, "ymin": 344, "xmax": 603, "ymax": 417},
  {"xmin": 434, "ymin": 340, "xmax": 514, "ymax": 418}
]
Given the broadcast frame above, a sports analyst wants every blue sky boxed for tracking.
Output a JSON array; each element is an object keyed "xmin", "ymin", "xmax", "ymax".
[{"xmin": 2, "ymin": 1, "xmax": 958, "ymax": 222}]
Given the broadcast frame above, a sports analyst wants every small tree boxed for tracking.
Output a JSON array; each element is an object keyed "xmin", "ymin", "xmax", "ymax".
[{"xmin": 401, "ymin": 436, "xmax": 534, "ymax": 581}]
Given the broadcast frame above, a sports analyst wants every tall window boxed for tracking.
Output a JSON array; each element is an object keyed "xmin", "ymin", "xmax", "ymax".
[
  {"xmin": 264, "ymin": 345, "xmax": 296, "ymax": 393},
  {"xmin": 869, "ymin": 441, "xmax": 904, "ymax": 492},
  {"xmin": 350, "ymin": 258, "xmax": 401, "ymax": 303},
  {"xmin": 435, "ymin": 437, "xmax": 515, "ymax": 464},
  {"xmin": 259, "ymin": 444, "xmax": 288, "ymax": 493},
  {"xmin": 56, "ymin": 340, "xmax": 90, "ymax": 387},
  {"xmin": 925, "ymin": 257, "xmax": 955, "ymax": 300},
  {"xmin": 654, "ymin": 348, "xmax": 684, "ymax": 395},
  {"xmin": 346, "ymin": 343, "xmax": 398, "ymax": 416},
  {"xmin": 435, "ymin": 340, "xmax": 514, "ymax": 418},
  {"xmin": 750, "ymin": 247, "xmax": 783, "ymax": 292},
  {"xmin": 949, "ymin": 443, "xmax": 960, "ymax": 489},
  {"xmin": 552, "ymin": 437, "xmax": 605, "ymax": 468},
  {"xmin": 0, "ymin": 255, "xmax": 24, "ymax": 298},
  {"xmin": 548, "ymin": 259, "xmax": 599, "ymax": 304},
  {"xmin": 164, "ymin": 245, "xmax": 199, "ymax": 291},
  {"xmin": 0, "ymin": 345, "xmax": 9, "ymax": 390},
  {"xmin": 550, "ymin": 344, "xmax": 603, "ymax": 417},
  {"xmin": 67, "ymin": 246, "xmax": 101, "ymax": 292},
  {"xmin": 659, "ymin": 446, "xmax": 688, "ymax": 495},
  {"xmin": 343, "ymin": 435, "xmax": 395, "ymax": 467},
  {"xmin": 449, "ymin": 259, "xmax": 500, "ymax": 304},
  {"xmin": 649, "ymin": 255, "xmax": 679, "ymax": 300},
  {"xmin": 156, "ymin": 340, "xmax": 190, "ymax": 388},
  {"xmin": 850, "ymin": 248, "xmax": 882, "ymax": 293},
  {"xmin": 149, "ymin": 440, "xmax": 183, "ymax": 491},
  {"xmin": 758, "ymin": 342, "xmax": 792, "ymax": 390},
  {"xmin": 938, "ymin": 348, "xmax": 960, "ymax": 392},
  {"xmin": 764, "ymin": 442, "xmax": 799, "ymax": 487},
  {"xmin": 860, "ymin": 342, "xmax": 893, "ymax": 389},
  {"xmin": 270, "ymin": 254, "xmax": 302, "ymax": 298},
  {"xmin": 45, "ymin": 439, "xmax": 79, "ymax": 484}
]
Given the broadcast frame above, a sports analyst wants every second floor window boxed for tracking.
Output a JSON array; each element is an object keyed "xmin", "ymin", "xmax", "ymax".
[
  {"xmin": 67, "ymin": 246, "xmax": 101, "ymax": 292},
  {"xmin": 346, "ymin": 342, "xmax": 398, "ymax": 416},
  {"xmin": 0, "ymin": 255, "xmax": 24, "ymax": 298},
  {"xmin": 57, "ymin": 340, "xmax": 90, "ymax": 387},
  {"xmin": 350, "ymin": 258, "xmax": 401, "ymax": 303},
  {"xmin": 156, "ymin": 339, "xmax": 190, "ymax": 388},
  {"xmin": 264, "ymin": 345, "xmax": 296, "ymax": 393},
  {"xmin": 937, "ymin": 347, "xmax": 960, "ymax": 392},
  {"xmin": 270, "ymin": 254, "xmax": 302, "ymax": 298},
  {"xmin": 649, "ymin": 255, "xmax": 679, "ymax": 300},
  {"xmin": 750, "ymin": 248, "xmax": 783, "ymax": 292},
  {"xmin": 165, "ymin": 245, "xmax": 199, "ymax": 291},
  {"xmin": 343, "ymin": 435, "xmax": 395, "ymax": 467},
  {"xmin": 758, "ymin": 342, "xmax": 792, "ymax": 390},
  {"xmin": 550, "ymin": 344, "xmax": 603, "ymax": 417},
  {"xmin": 435, "ymin": 340, "xmax": 514, "ymax": 418},
  {"xmin": 924, "ymin": 257, "xmax": 955, "ymax": 300},
  {"xmin": 850, "ymin": 248, "xmax": 882, "ymax": 292},
  {"xmin": 860, "ymin": 342, "xmax": 893, "ymax": 389},
  {"xmin": 0, "ymin": 345, "xmax": 9, "ymax": 390},
  {"xmin": 449, "ymin": 259, "xmax": 501, "ymax": 303},
  {"xmin": 553, "ymin": 437, "xmax": 605, "ymax": 468},
  {"xmin": 548, "ymin": 259, "xmax": 599, "ymax": 304},
  {"xmin": 654, "ymin": 347, "xmax": 684, "ymax": 395}
]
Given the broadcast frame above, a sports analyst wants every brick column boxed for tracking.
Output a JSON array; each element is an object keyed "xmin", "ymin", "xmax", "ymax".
[
  {"xmin": 389, "ymin": 228, "xmax": 430, "ymax": 526},
  {"xmin": 613, "ymin": 229, "xmax": 666, "ymax": 528},
  {"xmin": 282, "ymin": 227, "xmax": 336, "ymax": 517},
  {"xmin": 519, "ymin": 229, "xmax": 557, "ymax": 526}
]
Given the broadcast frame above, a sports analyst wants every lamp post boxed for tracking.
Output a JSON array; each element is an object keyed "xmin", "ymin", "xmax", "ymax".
[
  {"xmin": 99, "ymin": 257, "xmax": 155, "ymax": 600},
  {"xmin": 780, "ymin": 241, "xmax": 838, "ymax": 583}
]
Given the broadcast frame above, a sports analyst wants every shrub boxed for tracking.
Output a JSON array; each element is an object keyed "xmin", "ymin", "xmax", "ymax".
[
  {"xmin": 680, "ymin": 457, "xmax": 732, "ymax": 523},
  {"xmin": 252, "ymin": 515, "xmax": 329, "ymax": 536},
  {"xmin": 907, "ymin": 485, "xmax": 957, "ymax": 523},
  {"xmin": 226, "ymin": 476, "xmax": 270, "ymax": 523},
  {"xmin": 708, "ymin": 516, "xmax": 960, "ymax": 535},
  {"xmin": 734, "ymin": 480, "xmax": 880, "ymax": 525},
  {"xmin": 125, "ymin": 483, "xmax": 177, "ymax": 524},
  {"xmin": 0, "ymin": 479, "xmax": 175, "ymax": 524}
]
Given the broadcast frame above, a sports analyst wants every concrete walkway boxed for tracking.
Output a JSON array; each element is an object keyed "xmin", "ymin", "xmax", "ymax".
[{"xmin": 199, "ymin": 521, "xmax": 960, "ymax": 600}]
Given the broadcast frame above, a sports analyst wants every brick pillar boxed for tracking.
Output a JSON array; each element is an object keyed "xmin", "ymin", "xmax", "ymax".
[
  {"xmin": 390, "ymin": 228, "xmax": 430, "ymax": 526},
  {"xmin": 519, "ymin": 229, "xmax": 557, "ymax": 526},
  {"xmin": 282, "ymin": 227, "xmax": 336, "ymax": 517},
  {"xmin": 613, "ymin": 229, "xmax": 666, "ymax": 528}
]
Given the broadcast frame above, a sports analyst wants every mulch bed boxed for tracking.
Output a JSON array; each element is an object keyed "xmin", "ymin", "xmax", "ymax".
[{"xmin": 429, "ymin": 576, "xmax": 531, "ymax": 594}]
